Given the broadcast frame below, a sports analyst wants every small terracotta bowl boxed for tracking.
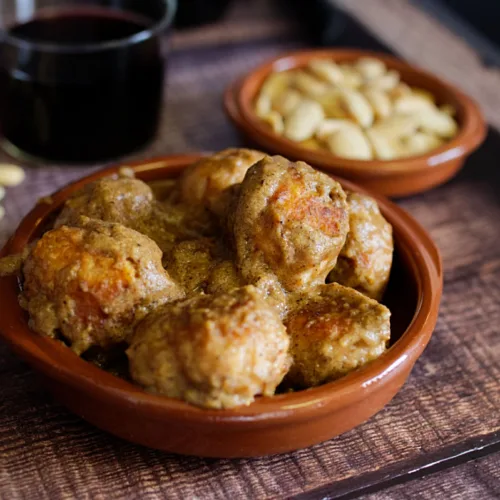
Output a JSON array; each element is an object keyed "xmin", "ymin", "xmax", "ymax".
[
  {"xmin": 224, "ymin": 49, "xmax": 486, "ymax": 197},
  {"xmin": 0, "ymin": 154, "xmax": 442, "ymax": 458}
]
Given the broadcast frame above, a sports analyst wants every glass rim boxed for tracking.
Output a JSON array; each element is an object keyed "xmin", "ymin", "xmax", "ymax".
[{"xmin": 0, "ymin": 0, "xmax": 177, "ymax": 53}]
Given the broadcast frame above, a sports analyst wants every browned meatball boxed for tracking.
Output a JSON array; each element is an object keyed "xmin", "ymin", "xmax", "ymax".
[
  {"xmin": 233, "ymin": 156, "xmax": 349, "ymax": 298},
  {"xmin": 54, "ymin": 176, "xmax": 202, "ymax": 254},
  {"xmin": 328, "ymin": 192, "xmax": 393, "ymax": 300},
  {"xmin": 285, "ymin": 283, "xmax": 390, "ymax": 389},
  {"xmin": 55, "ymin": 176, "xmax": 154, "ymax": 230},
  {"xmin": 127, "ymin": 286, "xmax": 291, "ymax": 409},
  {"xmin": 179, "ymin": 148, "xmax": 265, "ymax": 218},
  {"xmin": 22, "ymin": 218, "xmax": 183, "ymax": 354}
]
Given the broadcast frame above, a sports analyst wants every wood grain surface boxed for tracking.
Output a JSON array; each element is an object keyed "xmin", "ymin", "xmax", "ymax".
[
  {"xmin": 0, "ymin": 1, "xmax": 499, "ymax": 499},
  {"xmin": 361, "ymin": 453, "xmax": 500, "ymax": 500}
]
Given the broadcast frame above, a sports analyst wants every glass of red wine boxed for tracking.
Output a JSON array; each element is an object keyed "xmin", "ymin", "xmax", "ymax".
[{"xmin": 0, "ymin": 0, "xmax": 176, "ymax": 163}]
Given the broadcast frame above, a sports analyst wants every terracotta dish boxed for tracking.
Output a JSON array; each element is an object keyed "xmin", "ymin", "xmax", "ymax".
[
  {"xmin": 224, "ymin": 49, "xmax": 486, "ymax": 197},
  {"xmin": 0, "ymin": 154, "xmax": 442, "ymax": 457}
]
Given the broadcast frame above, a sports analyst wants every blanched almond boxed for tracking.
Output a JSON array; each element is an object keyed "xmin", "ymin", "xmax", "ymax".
[
  {"xmin": 366, "ymin": 114, "xmax": 420, "ymax": 160},
  {"xmin": 355, "ymin": 57, "xmax": 386, "ymax": 80},
  {"xmin": 308, "ymin": 59, "xmax": 344, "ymax": 85},
  {"xmin": 254, "ymin": 93, "xmax": 272, "ymax": 117},
  {"xmin": 293, "ymin": 71, "xmax": 328, "ymax": 97},
  {"xmin": 366, "ymin": 70, "xmax": 400, "ymax": 91},
  {"xmin": 260, "ymin": 71, "xmax": 292, "ymax": 100},
  {"xmin": 338, "ymin": 64, "xmax": 363, "ymax": 88},
  {"xmin": 394, "ymin": 94, "xmax": 434, "ymax": 114},
  {"xmin": 401, "ymin": 132, "xmax": 444, "ymax": 156},
  {"xmin": 366, "ymin": 129, "xmax": 398, "ymax": 160},
  {"xmin": 261, "ymin": 110, "xmax": 285, "ymax": 134},
  {"xmin": 411, "ymin": 87, "xmax": 435, "ymax": 103},
  {"xmin": 284, "ymin": 100, "xmax": 325, "ymax": 141},
  {"xmin": 370, "ymin": 113, "xmax": 419, "ymax": 138},
  {"xmin": 272, "ymin": 89, "xmax": 302, "ymax": 116},
  {"xmin": 363, "ymin": 88, "xmax": 392, "ymax": 119},
  {"xmin": 339, "ymin": 89, "xmax": 374, "ymax": 128},
  {"xmin": 316, "ymin": 119, "xmax": 358, "ymax": 141},
  {"xmin": 0, "ymin": 164, "xmax": 25, "ymax": 186},
  {"xmin": 416, "ymin": 108, "xmax": 458, "ymax": 138},
  {"xmin": 389, "ymin": 82, "xmax": 412, "ymax": 100},
  {"xmin": 314, "ymin": 89, "xmax": 346, "ymax": 118},
  {"xmin": 326, "ymin": 126, "xmax": 373, "ymax": 160}
]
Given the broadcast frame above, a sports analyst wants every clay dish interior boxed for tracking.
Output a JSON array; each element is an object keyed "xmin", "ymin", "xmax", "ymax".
[
  {"xmin": 225, "ymin": 49, "xmax": 487, "ymax": 197},
  {"xmin": 0, "ymin": 154, "xmax": 443, "ymax": 458}
]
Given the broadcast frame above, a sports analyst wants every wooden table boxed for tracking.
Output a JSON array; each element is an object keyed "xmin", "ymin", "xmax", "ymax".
[{"xmin": 0, "ymin": 1, "xmax": 499, "ymax": 498}]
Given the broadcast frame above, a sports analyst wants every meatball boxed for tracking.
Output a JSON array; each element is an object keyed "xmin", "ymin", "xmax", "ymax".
[
  {"xmin": 55, "ymin": 177, "xmax": 154, "ymax": 230},
  {"xmin": 127, "ymin": 286, "xmax": 291, "ymax": 409},
  {"xmin": 233, "ymin": 156, "xmax": 349, "ymax": 295},
  {"xmin": 285, "ymin": 283, "xmax": 390, "ymax": 388},
  {"xmin": 22, "ymin": 218, "xmax": 184, "ymax": 354},
  {"xmin": 54, "ymin": 176, "xmax": 202, "ymax": 254},
  {"xmin": 179, "ymin": 148, "xmax": 265, "ymax": 218},
  {"xmin": 328, "ymin": 192, "xmax": 393, "ymax": 300}
]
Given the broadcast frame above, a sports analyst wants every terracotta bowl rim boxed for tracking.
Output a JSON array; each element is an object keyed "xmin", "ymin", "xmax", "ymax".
[
  {"xmin": 230, "ymin": 48, "xmax": 486, "ymax": 176},
  {"xmin": 0, "ymin": 154, "xmax": 443, "ymax": 426}
]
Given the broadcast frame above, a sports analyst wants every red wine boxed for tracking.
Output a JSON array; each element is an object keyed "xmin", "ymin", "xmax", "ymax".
[{"xmin": 0, "ymin": 7, "xmax": 166, "ymax": 162}]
